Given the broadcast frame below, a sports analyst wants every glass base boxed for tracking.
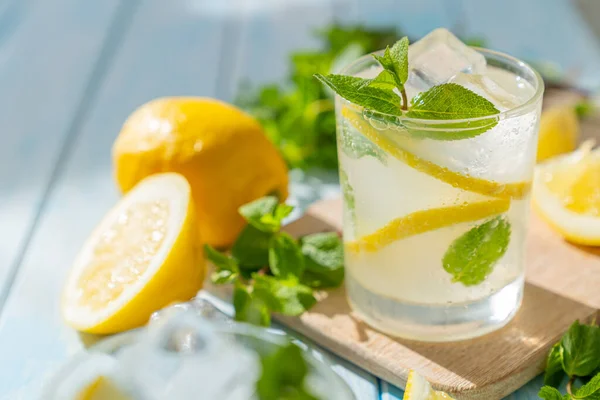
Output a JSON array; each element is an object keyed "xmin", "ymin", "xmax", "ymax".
[{"xmin": 346, "ymin": 273, "xmax": 524, "ymax": 342}]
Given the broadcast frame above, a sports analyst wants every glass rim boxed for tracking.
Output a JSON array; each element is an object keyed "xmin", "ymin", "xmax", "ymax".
[{"xmin": 339, "ymin": 46, "xmax": 545, "ymax": 125}]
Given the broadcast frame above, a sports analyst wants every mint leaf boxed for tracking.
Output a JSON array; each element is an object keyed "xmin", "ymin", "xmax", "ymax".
[
  {"xmin": 211, "ymin": 269, "xmax": 238, "ymax": 284},
  {"xmin": 366, "ymin": 70, "xmax": 398, "ymax": 90},
  {"xmin": 340, "ymin": 120, "xmax": 387, "ymax": 163},
  {"xmin": 314, "ymin": 74, "xmax": 402, "ymax": 116},
  {"xmin": 260, "ymin": 203, "xmax": 294, "ymax": 231},
  {"xmin": 239, "ymin": 196, "xmax": 279, "ymax": 222},
  {"xmin": 390, "ymin": 37, "xmax": 409, "ymax": 84},
  {"xmin": 373, "ymin": 37, "xmax": 409, "ymax": 87},
  {"xmin": 254, "ymin": 275, "xmax": 317, "ymax": 316},
  {"xmin": 443, "ymin": 216, "xmax": 510, "ymax": 286},
  {"xmin": 545, "ymin": 343, "xmax": 566, "ymax": 388},
  {"xmin": 562, "ymin": 321, "xmax": 600, "ymax": 377},
  {"xmin": 539, "ymin": 386, "xmax": 569, "ymax": 400},
  {"xmin": 233, "ymin": 284, "xmax": 271, "ymax": 326},
  {"xmin": 269, "ymin": 233, "xmax": 305, "ymax": 279},
  {"xmin": 239, "ymin": 196, "xmax": 284, "ymax": 233},
  {"xmin": 204, "ymin": 244, "xmax": 238, "ymax": 272},
  {"xmin": 232, "ymin": 225, "xmax": 273, "ymax": 268},
  {"xmin": 340, "ymin": 169, "xmax": 355, "ymax": 213},
  {"xmin": 256, "ymin": 342, "xmax": 318, "ymax": 400},
  {"xmin": 406, "ymin": 83, "xmax": 499, "ymax": 140},
  {"xmin": 575, "ymin": 373, "xmax": 600, "ymax": 398},
  {"xmin": 300, "ymin": 232, "xmax": 344, "ymax": 288},
  {"xmin": 574, "ymin": 374, "xmax": 600, "ymax": 399}
]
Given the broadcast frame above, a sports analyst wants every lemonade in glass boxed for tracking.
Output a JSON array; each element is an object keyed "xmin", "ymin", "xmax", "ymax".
[{"xmin": 320, "ymin": 29, "xmax": 544, "ymax": 341}]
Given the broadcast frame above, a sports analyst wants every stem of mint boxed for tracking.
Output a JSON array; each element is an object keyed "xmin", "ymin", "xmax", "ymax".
[{"xmin": 400, "ymin": 88, "xmax": 408, "ymax": 111}]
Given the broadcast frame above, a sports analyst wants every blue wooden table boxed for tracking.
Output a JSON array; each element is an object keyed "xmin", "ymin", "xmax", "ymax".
[{"xmin": 1, "ymin": 0, "xmax": 599, "ymax": 398}]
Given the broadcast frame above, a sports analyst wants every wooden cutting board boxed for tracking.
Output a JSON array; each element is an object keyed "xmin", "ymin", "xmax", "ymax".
[{"xmin": 276, "ymin": 198, "xmax": 600, "ymax": 400}]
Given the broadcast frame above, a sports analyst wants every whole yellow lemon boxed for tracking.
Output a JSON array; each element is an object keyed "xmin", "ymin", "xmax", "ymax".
[{"xmin": 112, "ymin": 97, "xmax": 289, "ymax": 248}]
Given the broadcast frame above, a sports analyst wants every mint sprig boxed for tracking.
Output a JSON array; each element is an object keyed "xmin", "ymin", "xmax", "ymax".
[
  {"xmin": 256, "ymin": 341, "xmax": 319, "ymax": 400},
  {"xmin": 539, "ymin": 321, "xmax": 600, "ymax": 399},
  {"xmin": 206, "ymin": 196, "xmax": 344, "ymax": 326},
  {"xmin": 314, "ymin": 36, "xmax": 500, "ymax": 140}
]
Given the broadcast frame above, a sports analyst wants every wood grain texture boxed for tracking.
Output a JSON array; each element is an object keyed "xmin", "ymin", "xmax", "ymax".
[{"xmin": 277, "ymin": 198, "xmax": 598, "ymax": 400}]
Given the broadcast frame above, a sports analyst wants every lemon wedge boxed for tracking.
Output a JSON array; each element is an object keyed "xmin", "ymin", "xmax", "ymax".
[
  {"xmin": 533, "ymin": 141, "xmax": 600, "ymax": 245},
  {"xmin": 342, "ymin": 107, "xmax": 531, "ymax": 200},
  {"xmin": 62, "ymin": 173, "xmax": 204, "ymax": 334},
  {"xmin": 76, "ymin": 376, "xmax": 131, "ymax": 400},
  {"xmin": 403, "ymin": 370, "xmax": 454, "ymax": 400},
  {"xmin": 536, "ymin": 105, "xmax": 580, "ymax": 162},
  {"xmin": 346, "ymin": 198, "xmax": 510, "ymax": 253}
]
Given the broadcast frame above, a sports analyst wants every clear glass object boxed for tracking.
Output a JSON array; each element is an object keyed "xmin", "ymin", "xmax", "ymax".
[
  {"xmin": 45, "ymin": 303, "xmax": 355, "ymax": 399},
  {"xmin": 337, "ymin": 47, "xmax": 544, "ymax": 342}
]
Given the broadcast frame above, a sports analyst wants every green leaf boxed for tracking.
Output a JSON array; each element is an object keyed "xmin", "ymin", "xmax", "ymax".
[
  {"xmin": 340, "ymin": 122, "xmax": 387, "ymax": 163},
  {"xmin": 269, "ymin": 233, "xmax": 305, "ymax": 279},
  {"xmin": 256, "ymin": 342, "xmax": 318, "ymax": 400},
  {"xmin": 372, "ymin": 48, "xmax": 403, "ymax": 89},
  {"xmin": 261, "ymin": 203, "xmax": 294, "ymax": 230},
  {"xmin": 539, "ymin": 386, "xmax": 569, "ymax": 400},
  {"xmin": 232, "ymin": 225, "xmax": 273, "ymax": 268},
  {"xmin": 254, "ymin": 275, "xmax": 317, "ymax": 316},
  {"xmin": 204, "ymin": 244, "xmax": 238, "ymax": 272},
  {"xmin": 443, "ymin": 216, "xmax": 511, "ymax": 286},
  {"xmin": 300, "ymin": 232, "xmax": 344, "ymax": 288},
  {"xmin": 366, "ymin": 70, "xmax": 399, "ymax": 90},
  {"xmin": 390, "ymin": 37, "xmax": 409, "ymax": 84},
  {"xmin": 211, "ymin": 269, "xmax": 238, "ymax": 285},
  {"xmin": 545, "ymin": 343, "xmax": 566, "ymax": 388},
  {"xmin": 239, "ymin": 196, "xmax": 281, "ymax": 232},
  {"xmin": 575, "ymin": 373, "xmax": 600, "ymax": 399},
  {"xmin": 314, "ymin": 74, "xmax": 402, "ymax": 116},
  {"xmin": 406, "ymin": 83, "xmax": 500, "ymax": 140},
  {"xmin": 233, "ymin": 284, "xmax": 271, "ymax": 326},
  {"xmin": 562, "ymin": 321, "xmax": 600, "ymax": 377}
]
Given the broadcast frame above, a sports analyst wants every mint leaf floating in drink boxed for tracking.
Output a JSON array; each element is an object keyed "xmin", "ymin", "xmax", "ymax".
[
  {"xmin": 561, "ymin": 321, "xmax": 600, "ymax": 378},
  {"xmin": 300, "ymin": 232, "xmax": 345, "ymax": 288},
  {"xmin": 544, "ymin": 343, "xmax": 566, "ymax": 388},
  {"xmin": 340, "ymin": 122, "xmax": 387, "ymax": 163},
  {"xmin": 405, "ymin": 83, "xmax": 499, "ymax": 140},
  {"xmin": 443, "ymin": 216, "xmax": 510, "ymax": 286}
]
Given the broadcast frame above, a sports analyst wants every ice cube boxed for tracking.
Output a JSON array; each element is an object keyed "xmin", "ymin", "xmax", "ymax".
[
  {"xmin": 119, "ymin": 309, "xmax": 259, "ymax": 400},
  {"xmin": 408, "ymin": 28, "xmax": 486, "ymax": 90},
  {"xmin": 449, "ymin": 72, "xmax": 521, "ymax": 111}
]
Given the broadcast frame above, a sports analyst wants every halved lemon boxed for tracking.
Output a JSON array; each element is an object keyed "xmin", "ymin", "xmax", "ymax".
[
  {"xmin": 533, "ymin": 141, "xmax": 600, "ymax": 245},
  {"xmin": 346, "ymin": 198, "xmax": 510, "ymax": 253},
  {"xmin": 62, "ymin": 173, "xmax": 204, "ymax": 334},
  {"xmin": 342, "ymin": 108, "xmax": 531, "ymax": 200},
  {"xmin": 404, "ymin": 370, "xmax": 454, "ymax": 400}
]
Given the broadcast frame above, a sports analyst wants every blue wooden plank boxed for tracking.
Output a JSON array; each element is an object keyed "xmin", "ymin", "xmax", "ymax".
[
  {"xmin": 0, "ymin": 0, "xmax": 123, "ymax": 312},
  {"xmin": 0, "ymin": 1, "xmax": 230, "ymax": 398}
]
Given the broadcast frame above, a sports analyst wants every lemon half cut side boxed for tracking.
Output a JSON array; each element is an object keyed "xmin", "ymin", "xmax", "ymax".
[{"xmin": 62, "ymin": 173, "xmax": 204, "ymax": 334}]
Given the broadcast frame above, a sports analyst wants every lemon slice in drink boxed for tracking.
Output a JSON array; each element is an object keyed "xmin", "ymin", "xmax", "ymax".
[
  {"xmin": 62, "ymin": 173, "xmax": 204, "ymax": 334},
  {"xmin": 342, "ymin": 107, "xmax": 530, "ymax": 200},
  {"xmin": 76, "ymin": 376, "xmax": 131, "ymax": 400},
  {"xmin": 346, "ymin": 198, "xmax": 510, "ymax": 253},
  {"xmin": 533, "ymin": 141, "xmax": 600, "ymax": 245},
  {"xmin": 404, "ymin": 370, "xmax": 454, "ymax": 400}
]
